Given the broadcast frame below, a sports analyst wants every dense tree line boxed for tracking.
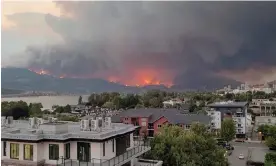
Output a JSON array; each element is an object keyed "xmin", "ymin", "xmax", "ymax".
[
  {"xmin": 146, "ymin": 123, "xmax": 229, "ymax": 166},
  {"xmin": 258, "ymin": 124, "xmax": 276, "ymax": 150},
  {"xmin": 1, "ymin": 101, "xmax": 72, "ymax": 120},
  {"xmin": 86, "ymin": 90, "xmax": 276, "ymax": 111}
]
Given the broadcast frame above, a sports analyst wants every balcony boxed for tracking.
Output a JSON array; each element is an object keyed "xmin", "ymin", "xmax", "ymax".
[
  {"xmin": 134, "ymin": 158, "xmax": 163, "ymax": 166},
  {"xmin": 56, "ymin": 140, "xmax": 151, "ymax": 166}
]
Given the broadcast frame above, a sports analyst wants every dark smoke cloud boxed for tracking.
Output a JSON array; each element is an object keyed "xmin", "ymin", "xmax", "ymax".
[{"xmin": 8, "ymin": 2, "xmax": 276, "ymax": 87}]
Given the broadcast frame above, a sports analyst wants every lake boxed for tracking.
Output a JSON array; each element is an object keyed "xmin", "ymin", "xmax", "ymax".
[{"xmin": 1, "ymin": 95, "xmax": 90, "ymax": 109}]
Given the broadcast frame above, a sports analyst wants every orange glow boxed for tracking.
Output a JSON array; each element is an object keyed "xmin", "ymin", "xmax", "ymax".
[
  {"xmin": 28, "ymin": 68, "xmax": 174, "ymax": 88},
  {"xmin": 28, "ymin": 68, "xmax": 51, "ymax": 75},
  {"xmin": 108, "ymin": 76, "xmax": 119, "ymax": 83}
]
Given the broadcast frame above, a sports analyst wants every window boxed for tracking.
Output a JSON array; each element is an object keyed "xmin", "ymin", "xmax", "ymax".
[
  {"xmin": 65, "ymin": 143, "xmax": 70, "ymax": 159},
  {"xmin": 186, "ymin": 125, "xmax": 191, "ymax": 129},
  {"xmin": 103, "ymin": 142, "xmax": 105, "ymax": 156},
  {"xmin": 3, "ymin": 141, "xmax": 6, "ymax": 156},
  {"xmin": 24, "ymin": 144, "xmax": 33, "ymax": 160},
  {"xmin": 126, "ymin": 134, "xmax": 130, "ymax": 148},
  {"xmin": 49, "ymin": 144, "xmax": 59, "ymax": 160},
  {"xmin": 158, "ymin": 124, "xmax": 162, "ymax": 128},
  {"xmin": 112, "ymin": 139, "xmax": 114, "ymax": 152},
  {"xmin": 10, "ymin": 143, "xmax": 19, "ymax": 159},
  {"xmin": 141, "ymin": 122, "xmax": 147, "ymax": 126}
]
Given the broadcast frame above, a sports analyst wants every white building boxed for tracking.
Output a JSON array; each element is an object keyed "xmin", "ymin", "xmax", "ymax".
[
  {"xmin": 163, "ymin": 99, "xmax": 183, "ymax": 107},
  {"xmin": 207, "ymin": 101, "xmax": 249, "ymax": 139},
  {"xmin": 1, "ymin": 116, "xmax": 163, "ymax": 166}
]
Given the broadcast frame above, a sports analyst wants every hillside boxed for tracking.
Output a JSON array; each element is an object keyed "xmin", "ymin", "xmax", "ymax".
[
  {"xmin": 1, "ymin": 68, "xmax": 140, "ymax": 93},
  {"xmin": 1, "ymin": 88, "xmax": 25, "ymax": 95},
  {"xmin": 1, "ymin": 68, "xmax": 241, "ymax": 93}
]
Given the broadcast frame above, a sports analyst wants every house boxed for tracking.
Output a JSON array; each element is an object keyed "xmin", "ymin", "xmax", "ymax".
[
  {"xmin": 113, "ymin": 108, "xmax": 211, "ymax": 137},
  {"xmin": 163, "ymin": 98, "xmax": 183, "ymax": 108},
  {"xmin": 70, "ymin": 104, "xmax": 92, "ymax": 114},
  {"xmin": 207, "ymin": 101, "xmax": 249, "ymax": 139},
  {"xmin": 1, "ymin": 116, "xmax": 162, "ymax": 166}
]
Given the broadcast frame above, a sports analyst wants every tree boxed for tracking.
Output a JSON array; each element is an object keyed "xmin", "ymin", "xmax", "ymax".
[
  {"xmin": 149, "ymin": 125, "xmax": 228, "ymax": 166},
  {"xmin": 149, "ymin": 97, "xmax": 162, "ymax": 108},
  {"xmin": 1, "ymin": 101, "xmax": 30, "ymax": 119},
  {"xmin": 29, "ymin": 103, "xmax": 43, "ymax": 117},
  {"xmin": 64, "ymin": 105, "xmax": 72, "ymax": 113},
  {"xmin": 265, "ymin": 153, "xmax": 276, "ymax": 166},
  {"xmin": 78, "ymin": 96, "xmax": 83, "ymax": 105},
  {"xmin": 54, "ymin": 106, "xmax": 65, "ymax": 113},
  {"xmin": 265, "ymin": 125, "xmax": 276, "ymax": 150},
  {"xmin": 220, "ymin": 119, "xmax": 236, "ymax": 142},
  {"xmin": 225, "ymin": 93, "xmax": 234, "ymax": 100},
  {"xmin": 102, "ymin": 101, "xmax": 115, "ymax": 109}
]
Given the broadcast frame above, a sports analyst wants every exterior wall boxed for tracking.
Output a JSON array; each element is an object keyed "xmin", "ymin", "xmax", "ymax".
[
  {"xmin": 1, "ymin": 141, "xmax": 39, "ymax": 162},
  {"xmin": 139, "ymin": 117, "xmax": 148, "ymax": 135},
  {"xmin": 43, "ymin": 142, "xmax": 65, "ymax": 165},
  {"xmin": 208, "ymin": 104, "xmax": 248, "ymax": 137},
  {"xmin": 232, "ymin": 117, "xmax": 246, "ymax": 134},
  {"xmin": 153, "ymin": 117, "xmax": 168, "ymax": 135},
  {"xmin": 100, "ymin": 139, "xmax": 116, "ymax": 160},
  {"xmin": 207, "ymin": 111, "xmax": 221, "ymax": 129}
]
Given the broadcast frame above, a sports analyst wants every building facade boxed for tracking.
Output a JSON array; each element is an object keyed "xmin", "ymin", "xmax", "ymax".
[
  {"xmin": 250, "ymin": 99, "xmax": 276, "ymax": 116},
  {"xmin": 207, "ymin": 101, "xmax": 249, "ymax": 139},
  {"xmin": 113, "ymin": 108, "xmax": 211, "ymax": 137},
  {"xmin": 1, "ymin": 116, "xmax": 162, "ymax": 166}
]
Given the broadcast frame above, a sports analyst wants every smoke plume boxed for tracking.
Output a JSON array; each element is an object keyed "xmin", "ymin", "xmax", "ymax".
[{"xmin": 3, "ymin": 2, "xmax": 276, "ymax": 88}]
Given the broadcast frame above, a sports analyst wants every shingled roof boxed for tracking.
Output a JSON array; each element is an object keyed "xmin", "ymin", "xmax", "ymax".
[{"xmin": 113, "ymin": 108, "xmax": 210, "ymax": 125}]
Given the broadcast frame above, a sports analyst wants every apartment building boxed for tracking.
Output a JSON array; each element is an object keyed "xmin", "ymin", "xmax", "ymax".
[
  {"xmin": 250, "ymin": 99, "xmax": 276, "ymax": 116},
  {"xmin": 112, "ymin": 108, "xmax": 211, "ymax": 137},
  {"xmin": 1, "ymin": 116, "xmax": 162, "ymax": 166},
  {"xmin": 207, "ymin": 101, "xmax": 249, "ymax": 139}
]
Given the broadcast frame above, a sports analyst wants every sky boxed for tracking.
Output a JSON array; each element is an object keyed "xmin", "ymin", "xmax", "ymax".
[{"xmin": 2, "ymin": 1, "xmax": 276, "ymax": 88}]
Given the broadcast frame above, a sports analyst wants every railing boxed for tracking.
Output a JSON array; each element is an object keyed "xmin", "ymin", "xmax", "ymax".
[{"xmin": 56, "ymin": 139, "xmax": 151, "ymax": 166}]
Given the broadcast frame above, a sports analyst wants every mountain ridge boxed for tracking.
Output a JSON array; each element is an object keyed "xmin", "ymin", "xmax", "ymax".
[{"xmin": 1, "ymin": 67, "xmax": 241, "ymax": 93}]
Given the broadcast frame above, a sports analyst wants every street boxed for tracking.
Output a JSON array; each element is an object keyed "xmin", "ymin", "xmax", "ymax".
[{"xmin": 228, "ymin": 142, "xmax": 268, "ymax": 166}]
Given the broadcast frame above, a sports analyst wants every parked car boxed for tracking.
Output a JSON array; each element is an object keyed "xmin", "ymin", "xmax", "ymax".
[{"xmin": 238, "ymin": 154, "xmax": 245, "ymax": 159}]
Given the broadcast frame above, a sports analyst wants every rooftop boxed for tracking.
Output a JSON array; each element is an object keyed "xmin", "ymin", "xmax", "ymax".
[
  {"xmin": 114, "ymin": 108, "xmax": 210, "ymax": 124},
  {"xmin": 207, "ymin": 101, "xmax": 248, "ymax": 108},
  {"xmin": 247, "ymin": 148, "xmax": 271, "ymax": 163},
  {"xmin": 1, "ymin": 119, "xmax": 138, "ymax": 141}
]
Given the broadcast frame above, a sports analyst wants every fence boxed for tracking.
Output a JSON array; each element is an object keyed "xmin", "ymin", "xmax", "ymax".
[{"xmin": 56, "ymin": 139, "xmax": 151, "ymax": 166}]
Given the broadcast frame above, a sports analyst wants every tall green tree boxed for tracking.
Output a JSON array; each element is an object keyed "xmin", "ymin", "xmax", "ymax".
[
  {"xmin": 220, "ymin": 119, "xmax": 236, "ymax": 142},
  {"xmin": 1, "ymin": 101, "xmax": 30, "ymax": 119},
  {"xmin": 265, "ymin": 125, "xmax": 276, "ymax": 150},
  {"xmin": 150, "ymin": 125, "xmax": 228, "ymax": 166},
  {"xmin": 64, "ymin": 104, "xmax": 72, "ymax": 113},
  {"xmin": 78, "ymin": 96, "xmax": 83, "ymax": 105}
]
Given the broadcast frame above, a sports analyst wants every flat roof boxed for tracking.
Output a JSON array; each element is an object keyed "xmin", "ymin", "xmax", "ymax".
[
  {"xmin": 1, "ymin": 120, "xmax": 138, "ymax": 142},
  {"xmin": 247, "ymin": 148, "xmax": 271, "ymax": 163},
  {"xmin": 207, "ymin": 101, "xmax": 248, "ymax": 108}
]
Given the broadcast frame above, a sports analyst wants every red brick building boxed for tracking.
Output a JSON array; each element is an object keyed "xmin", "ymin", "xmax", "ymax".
[{"xmin": 112, "ymin": 108, "xmax": 211, "ymax": 137}]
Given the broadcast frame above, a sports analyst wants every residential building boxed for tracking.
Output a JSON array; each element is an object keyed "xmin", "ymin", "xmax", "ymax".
[
  {"xmin": 255, "ymin": 116, "xmax": 276, "ymax": 126},
  {"xmin": 112, "ymin": 108, "xmax": 211, "ymax": 137},
  {"xmin": 1, "ymin": 116, "xmax": 162, "ymax": 166},
  {"xmin": 162, "ymin": 98, "xmax": 183, "ymax": 108},
  {"xmin": 207, "ymin": 101, "xmax": 249, "ymax": 139},
  {"xmin": 250, "ymin": 99, "xmax": 276, "ymax": 116}
]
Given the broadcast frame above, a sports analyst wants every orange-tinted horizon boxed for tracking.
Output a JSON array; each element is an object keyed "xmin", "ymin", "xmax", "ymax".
[{"xmin": 28, "ymin": 68, "xmax": 174, "ymax": 87}]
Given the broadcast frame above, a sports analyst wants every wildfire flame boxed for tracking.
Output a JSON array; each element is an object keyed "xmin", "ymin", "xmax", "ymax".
[{"xmin": 28, "ymin": 68, "xmax": 174, "ymax": 88}]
